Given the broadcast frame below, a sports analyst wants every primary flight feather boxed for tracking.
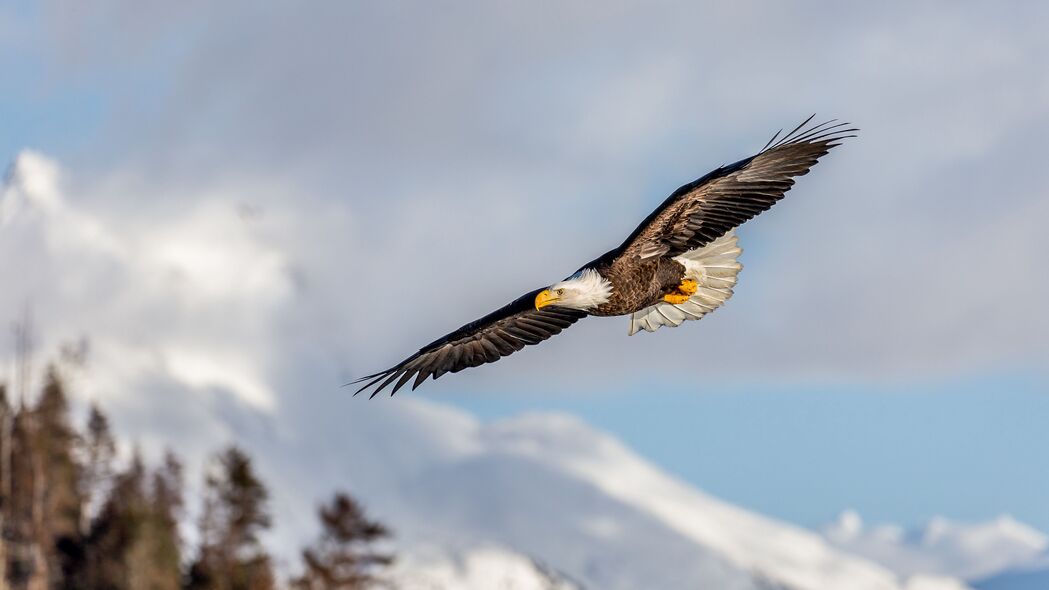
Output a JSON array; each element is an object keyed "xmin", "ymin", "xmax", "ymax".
[{"xmin": 354, "ymin": 116, "xmax": 856, "ymax": 397}]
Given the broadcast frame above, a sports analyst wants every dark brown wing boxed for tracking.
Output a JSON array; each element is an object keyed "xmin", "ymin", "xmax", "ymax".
[
  {"xmin": 619, "ymin": 116, "xmax": 856, "ymax": 261},
  {"xmin": 351, "ymin": 288, "xmax": 587, "ymax": 398}
]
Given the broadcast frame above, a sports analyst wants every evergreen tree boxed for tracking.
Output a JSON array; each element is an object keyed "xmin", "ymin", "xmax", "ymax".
[
  {"xmin": 129, "ymin": 450, "xmax": 183, "ymax": 590},
  {"xmin": 5, "ymin": 398, "xmax": 41, "ymax": 588},
  {"xmin": 188, "ymin": 446, "xmax": 275, "ymax": 590},
  {"xmin": 76, "ymin": 448, "xmax": 187, "ymax": 590},
  {"xmin": 290, "ymin": 492, "xmax": 393, "ymax": 590},
  {"xmin": 31, "ymin": 368, "xmax": 85, "ymax": 588},
  {"xmin": 82, "ymin": 452, "xmax": 148, "ymax": 590},
  {"xmin": 81, "ymin": 448, "xmax": 184, "ymax": 590},
  {"xmin": 33, "ymin": 368, "xmax": 84, "ymax": 540},
  {"xmin": 79, "ymin": 403, "xmax": 117, "ymax": 534},
  {"xmin": 0, "ymin": 384, "xmax": 11, "ymax": 585}
]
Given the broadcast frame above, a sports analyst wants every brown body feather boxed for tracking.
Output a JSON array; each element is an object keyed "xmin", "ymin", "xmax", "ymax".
[{"xmin": 589, "ymin": 258, "xmax": 685, "ymax": 316}]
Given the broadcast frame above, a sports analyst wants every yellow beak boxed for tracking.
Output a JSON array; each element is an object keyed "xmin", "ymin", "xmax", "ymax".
[{"xmin": 534, "ymin": 289, "xmax": 558, "ymax": 310}]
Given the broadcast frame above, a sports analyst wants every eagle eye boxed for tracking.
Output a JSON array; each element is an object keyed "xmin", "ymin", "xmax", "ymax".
[{"xmin": 556, "ymin": 288, "xmax": 565, "ymax": 295}]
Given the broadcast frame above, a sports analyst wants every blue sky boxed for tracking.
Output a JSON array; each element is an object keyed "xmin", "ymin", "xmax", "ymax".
[
  {"xmin": 2, "ymin": 0, "xmax": 1047, "ymax": 542},
  {"xmin": 444, "ymin": 374, "xmax": 1049, "ymax": 532}
]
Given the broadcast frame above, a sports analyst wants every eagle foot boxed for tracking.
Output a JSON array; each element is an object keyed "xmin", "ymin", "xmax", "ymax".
[{"xmin": 663, "ymin": 279, "xmax": 698, "ymax": 304}]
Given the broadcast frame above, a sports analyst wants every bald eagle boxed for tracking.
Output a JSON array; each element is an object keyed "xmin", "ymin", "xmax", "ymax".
[{"xmin": 354, "ymin": 116, "xmax": 855, "ymax": 397}]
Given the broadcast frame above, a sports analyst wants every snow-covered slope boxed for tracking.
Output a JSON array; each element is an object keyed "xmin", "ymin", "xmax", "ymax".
[
  {"xmin": 479, "ymin": 414, "xmax": 911, "ymax": 590},
  {"xmin": 291, "ymin": 399, "xmax": 967, "ymax": 590},
  {"xmin": 389, "ymin": 545, "xmax": 581, "ymax": 590}
]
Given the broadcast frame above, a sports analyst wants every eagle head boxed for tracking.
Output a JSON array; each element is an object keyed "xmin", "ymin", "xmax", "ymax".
[{"xmin": 535, "ymin": 268, "xmax": 612, "ymax": 311}]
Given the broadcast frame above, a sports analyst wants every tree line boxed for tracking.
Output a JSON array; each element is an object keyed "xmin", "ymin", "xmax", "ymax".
[{"xmin": 0, "ymin": 366, "xmax": 392, "ymax": 590}]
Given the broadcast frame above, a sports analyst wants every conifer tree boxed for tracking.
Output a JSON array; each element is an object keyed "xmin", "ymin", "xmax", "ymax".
[
  {"xmin": 0, "ymin": 384, "xmax": 10, "ymax": 585},
  {"xmin": 129, "ymin": 450, "xmax": 183, "ymax": 590},
  {"xmin": 5, "ymin": 395, "xmax": 40, "ymax": 588},
  {"xmin": 83, "ymin": 452, "xmax": 148, "ymax": 589},
  {"xmin": 33, "ymin": 368, "xmax": 84, "ymax": 538},
  {"xmin": 290, "ymin": 492, "xmax": 393, "ymax": 590},
  {"xmin": 188, "ymin": 446, "xmax": 275, "ymax": 590},
  {"xmin": 79, "ymin": 448, "xmax": 185, "ymax": 590},
  {"xmin": 79, "ymin": 403, "xmax": 116, "ymax": 534},
  {"xmin": 31, "ymin": 367, "xmax": 85, "ymax": 587}
]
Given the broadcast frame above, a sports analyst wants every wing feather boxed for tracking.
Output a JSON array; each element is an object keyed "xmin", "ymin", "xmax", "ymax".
[
  {"xmin": 351, "ymin": 287, "xmax": 587, "ymax": 397},
  {"xmin": 619, "ymin": 117, "xmax": 856, "ymax": 261}
]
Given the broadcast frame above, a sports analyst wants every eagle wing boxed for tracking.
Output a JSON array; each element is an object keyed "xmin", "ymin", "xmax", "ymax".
[
  {"xmin": 351, "ymin": 288, "xmax": 587, "ymax": 397},
  {"xmin": 619, "ymin": 116, "xmax": 856, "ymax": 261}
]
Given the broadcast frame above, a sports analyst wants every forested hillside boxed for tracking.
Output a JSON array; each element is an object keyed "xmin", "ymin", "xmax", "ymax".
[{"xmin": 0, "ymin": 365, "xmax": 391, "ymax": 590}]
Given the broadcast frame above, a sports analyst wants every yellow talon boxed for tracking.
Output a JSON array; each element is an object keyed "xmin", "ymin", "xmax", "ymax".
[
  {"xmin": 663, "ymin": 292, "xmax": 691, "ymax": 304},
  {"xmin": 663, "ymin": 279, "xmax": 698, "ymax": 304},
  {"xmin": 679, "ymin": 279, "xmax": 698, "ymax": 296}
]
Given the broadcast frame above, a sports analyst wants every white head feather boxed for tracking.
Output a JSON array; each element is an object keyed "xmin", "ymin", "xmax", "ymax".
[{"xmin": 547, "ymin": 268, "xmax": 612, "ymax": 310}]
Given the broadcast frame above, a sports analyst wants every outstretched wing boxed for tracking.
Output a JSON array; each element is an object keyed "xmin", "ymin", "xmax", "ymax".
[
  {"xmin": 352, "ymin": 288, "xmax": 587, "ymax": 398},
  {"xmin": 619, "ymin": 116, "xmax": 856, "ymax": 261}
]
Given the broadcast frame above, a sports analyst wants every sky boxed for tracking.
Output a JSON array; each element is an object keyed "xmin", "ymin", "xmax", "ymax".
[{"xmin": 1, "ymin": 0, "xmax": 1047, "ymax": 542}]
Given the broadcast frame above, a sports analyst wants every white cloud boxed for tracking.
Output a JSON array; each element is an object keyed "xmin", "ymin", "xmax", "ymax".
[
  {"xmin": 1, "ymin": 151, "xmax": 289, "ymax": 411},
  {"xmin": 822, "ymin": 510, "xmax": 1049, "ymax": 582},
  {"xmin": 17, "ymin": 0, "xmax": 1045, "ymax": 387}
]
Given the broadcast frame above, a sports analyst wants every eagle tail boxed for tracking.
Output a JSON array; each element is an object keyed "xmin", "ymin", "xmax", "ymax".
[{"xmin": 628, "ymin": 231, "xmax": 743, "ymax": 335}]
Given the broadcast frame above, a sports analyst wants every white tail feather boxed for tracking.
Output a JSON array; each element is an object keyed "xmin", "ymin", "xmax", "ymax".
[{"xmin": 628, "ymin": 231, "xmax": 742, "ymax": 336}]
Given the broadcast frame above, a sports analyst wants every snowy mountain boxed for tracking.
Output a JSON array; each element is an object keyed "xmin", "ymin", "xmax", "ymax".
[
  {"xmin": 388, "ymin": 545, "xmax": 582, "ymax": 590},
  {"xmin": 319, "ymin": 405, "xmax": 973, "ymax": 590},
  {"xmin": 0, "ymin": 151, "xmax": 978, "ymax": 590}
]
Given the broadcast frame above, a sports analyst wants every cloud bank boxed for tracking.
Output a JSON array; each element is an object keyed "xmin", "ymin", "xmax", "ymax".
[{"xmin": 10, "ymin": 0, "xmax": 1045, "ymax": 391}]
